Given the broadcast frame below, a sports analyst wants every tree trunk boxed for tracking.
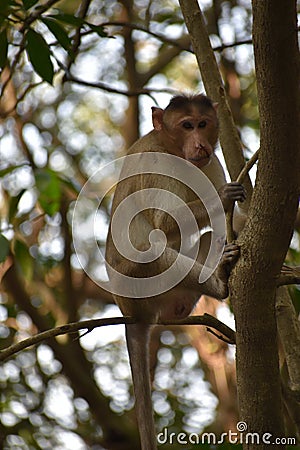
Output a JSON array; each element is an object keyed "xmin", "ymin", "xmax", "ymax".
[{"xmin": 230, "ymin": 1, "xmax": 300, "ymax": 449}]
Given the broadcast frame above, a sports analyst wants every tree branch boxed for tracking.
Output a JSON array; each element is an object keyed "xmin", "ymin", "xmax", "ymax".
[
  {"xmin": 102, "ymin": 21, "xmax": 252, "ymax": 54},
  {"xmin": 0, "ymin": 313, "xmax": 235, "ymax": 362},
  {"xmin": 63, "ymin": 71, "xmax": 177, "ymax": 97},
  {"xmin": 102, "ymin": 21, "xmax": 192, "ymax": 52},
  {"xmin": 67, "ymin": 0, "xmax": 92, "ymax": 70}
]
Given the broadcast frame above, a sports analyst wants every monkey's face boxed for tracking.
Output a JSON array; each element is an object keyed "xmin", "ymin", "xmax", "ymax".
[
  {"xmin": 179, "ymin": 113, "xmax": 218, "ymax": 168},
  {"xmin": 157, "ymin": 104, "xmax": 218, "ymax": 169},
  {"xmin": 170, "ymin": 111, "xmax": 218, "ymax": 168}
]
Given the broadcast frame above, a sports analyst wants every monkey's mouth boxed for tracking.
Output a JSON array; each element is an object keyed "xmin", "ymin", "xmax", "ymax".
[
  {"xmin": 188, "ymin": 156, "xmax": 209, "ymax": 162},
  {"xmin": 188, "ymin": 155, "xmax": 211, "ymax": 166}
]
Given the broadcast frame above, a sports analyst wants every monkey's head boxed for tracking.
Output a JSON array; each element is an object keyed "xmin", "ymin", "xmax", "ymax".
[{"xmin": 152, "ymin": 94, "xmax": 219, "ymax": 169}]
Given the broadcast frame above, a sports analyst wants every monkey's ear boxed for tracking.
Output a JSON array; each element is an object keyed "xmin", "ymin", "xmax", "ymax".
[
  {"xmin": 213, "ymin": 102, "xmax": 219, "ymax": 111},
  {"xmin": 151, "ymin": 107, "xmax": 164, "ymax": 130}
]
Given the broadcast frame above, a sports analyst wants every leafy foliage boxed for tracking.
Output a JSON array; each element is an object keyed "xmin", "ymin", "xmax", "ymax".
[
  {"xmin": 26, "ymin": 29, "xmax": 54, "ymax": 84},
  {"xmin": 35, "ymin": 169, "xmax": 62, "ymax": 216},
  {"xmin": 48, "ymin": 12, "xmax": 109, "ymax": 37},
  {"xmin": 0, "ymin": 29, "xmax": 8, "ymax": 69},
  {"xmin": 41, "ymin": 17, "xmax": 72, "ymax": 52},
  {"xmin": 0, "ymin": 0, "xmax": 109, "ymax": 83},
  {"xmin": 0, "ymin": 234, "xmax": 10, "ymax": 262},
  {"xmin": 22, "ymin": 0, "xmax": 40, "ymax": 10}
]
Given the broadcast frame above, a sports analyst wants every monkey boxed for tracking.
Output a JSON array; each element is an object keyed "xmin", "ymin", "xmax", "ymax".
[{"xmin": 105, "ymin": 94, "xmax": 246, "ymax": 450}]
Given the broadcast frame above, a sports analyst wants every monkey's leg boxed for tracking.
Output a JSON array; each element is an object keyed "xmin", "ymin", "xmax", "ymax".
[{"xmin": 155, "ymin": 243, "xmax": 238, "ymax": 299}]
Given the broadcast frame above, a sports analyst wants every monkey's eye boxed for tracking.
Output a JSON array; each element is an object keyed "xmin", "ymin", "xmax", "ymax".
[
  {"xmin": 198, "ymin": 121, "xmax": 207, "ymax": 128},
  {"xmin": 182, "ymin": 121, "xmax": 193, "ymax": 129}
]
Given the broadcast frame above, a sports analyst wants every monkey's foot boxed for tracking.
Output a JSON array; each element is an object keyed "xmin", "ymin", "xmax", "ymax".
[{"xmin": 218, "ymin": 243, "xmax": 240, "ymax": 282}]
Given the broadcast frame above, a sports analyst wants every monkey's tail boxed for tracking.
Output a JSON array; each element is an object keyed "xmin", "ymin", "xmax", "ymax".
[{"xmin": 125, "ymin": 323, "xmax": 157, "ymax": 450}]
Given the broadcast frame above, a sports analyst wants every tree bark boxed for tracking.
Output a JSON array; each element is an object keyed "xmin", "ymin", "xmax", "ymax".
[{"xmin": 230, "ymin": 1, "xmax": 300, "ymax": 449}]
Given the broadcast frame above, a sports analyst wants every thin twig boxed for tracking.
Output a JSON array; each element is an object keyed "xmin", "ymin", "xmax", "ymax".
[
  {"xmin": 213, "ymin": 38, "xmax": 252, "ymax": 52},
  {"xmin": 160, "ymin": 313, "xmax": 236, "ymax": 344},
  {"xmin": 102, "ymin": 21, "xmax": 252, "ymax": 53},
  {"xmin": 20, "ymin": 0, "xmax": 62, "ymax": 32},
  {"xmin": 226, "ymin": 148, "xmax": 260, "ymax": 242},
  {"xmin": 63, "ymin": 71, "xmax": 177, "ymax": 96},
  {"xmin": 0, "ymin": 317, "xmax": 135, "ymax": 362},
  {"xmin": 101, "ymin": 21, "xmax": 192, "ymax": 51},
  {"xmin": 67, "ymin": 0, "xmax": 92, "ymax": 71},
  {"xmin": 0, "ymin": 81, "xmax": 43, "ymax": 118},
  {"xmin": 206, "ymin": 327, "xmax": 233, "ymax": 344},
  {"xmin": 237, "ymin": 148, "xmax": 260, "ymax": 184}
]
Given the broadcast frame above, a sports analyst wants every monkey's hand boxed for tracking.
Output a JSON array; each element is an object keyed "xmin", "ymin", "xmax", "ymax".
[
  {"xmin": 216, "ymin": 243, "xmax": 240, "ymax": 284},
  {"xmin": 277, "ymin": 264, "xmax": 300, "ymax": 286},
  {"xmin": 218, "ymin": 182, "xmax": 246, "ymax": 212}
]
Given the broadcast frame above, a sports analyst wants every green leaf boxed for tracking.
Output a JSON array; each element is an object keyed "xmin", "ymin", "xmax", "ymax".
[
  {"xmin": 87, "ymin": 23, "xmax": 108, "ymax": 38},
  {"xmin": 22, "ymin": 0, "xmax": 39, "ymax": 10},
  {"xmin": 0, "ymin": 29, "xmax": 8, "ymax": 69},
  {"xmin": 35, "ymin": 169, "xmax": 61, "ymax": 216},
  {"xmin": 48, "ymin": 12, "xmax": 85, "ymax": 27},
  {"xmin": 48, "ymin": 12, "xmax": 109, "ymax": 37},
  {"xmin": 14, "ymin": 240, "xmax": 33, "ymax": 280},
  {"xmin": 0, "ymin": 0, "xmax": 11, "ymax": 14},
  {"xmin": 41, "ymin": 17, "xmax": 72, "ymax": 51},
  {"xmin": 9, "ymin": 189, "xmax": 26, "ymax": 222},
  {"xmin": 0, "ymin": 164, "xmax": 30, "ymax": 178},
  {"xmin": 0, "ymin": 234, "xmax": 10, "ymax": 263},
  {"xmin": 25, "ymin": 29, "xmax": 54, "ymax": 84}
]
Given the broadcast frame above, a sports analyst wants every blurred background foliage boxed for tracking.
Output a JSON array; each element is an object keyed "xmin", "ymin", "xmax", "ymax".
[{"xmin": 0, "ymin": 0, "xmax": 299, "ymax": 449}]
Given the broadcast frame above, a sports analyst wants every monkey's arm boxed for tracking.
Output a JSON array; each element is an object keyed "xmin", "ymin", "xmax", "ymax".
[
  {"xmin": 153, "ymin": 243, "xmax": 240, "ymax": 301},
  {"xmin": 152, "ymin": 182, "xmax": 246, "ymax": 237}
]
